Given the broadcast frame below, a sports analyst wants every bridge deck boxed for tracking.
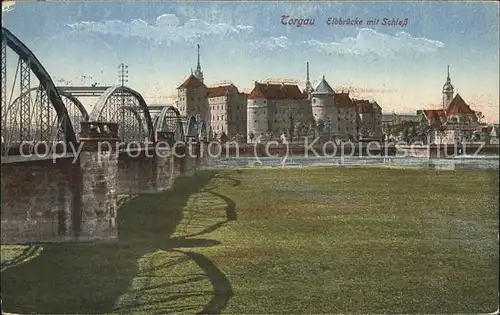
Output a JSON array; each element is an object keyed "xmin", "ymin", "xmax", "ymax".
[
  {"xmin": 0, "ymin": 147, "xmax": 169, "ymax": 164},
  {"xmin": 1, "ymin": 153, "xmax": 76, "ymax": 164}
]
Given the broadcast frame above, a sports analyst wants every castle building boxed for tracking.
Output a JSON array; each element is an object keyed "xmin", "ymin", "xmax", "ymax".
[
  {"xmin": 176, "ymin": 74, "xmax": 209, "ymax": 123},
  {"xmin": 310, "ymin": 75, "xmax": 358, "ymax": 140},
  {"xmin": 246, "ymin": 81, "xmax": 311, "ymax": 141},
  {"xmin": 207, "ymin": 84, "xmax": 248, "ymax": 140},
  {"xmin": 176, "ymin": 44, "xmax": 210, "ymax": 126},
  {"xmin": 353, "ymin": 99, "xmax": 383, "ymax": 140}
]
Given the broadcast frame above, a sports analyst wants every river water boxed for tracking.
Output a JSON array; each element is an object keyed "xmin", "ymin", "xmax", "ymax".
[{"xmin": 204, "ymin": 155, "xmax": 499, "ymax": 170}]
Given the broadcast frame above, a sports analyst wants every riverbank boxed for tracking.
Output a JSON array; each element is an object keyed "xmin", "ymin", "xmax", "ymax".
[{"xmin": 204, "ymin": 155, "xmax": 499, "ymax": 171}]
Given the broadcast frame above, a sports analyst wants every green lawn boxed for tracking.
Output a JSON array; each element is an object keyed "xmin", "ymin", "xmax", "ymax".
[{"xmin": 1, "ymin": 167, "xmax": 498, "ymax": 314}]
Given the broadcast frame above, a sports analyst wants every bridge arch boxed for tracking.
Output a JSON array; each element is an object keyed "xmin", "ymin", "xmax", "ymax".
[
  {"xmin": 90, "ymin": 85, "xmax": 155, "ymax": 142},
  {"xmin": 2, "ymin": 27, "xmax": 77, "ymax": 145},
  {"xmin": 117, "ymin": 106, "xmax": 149, "ymax": 142},
  {"xmin": 154, "ymin": 105, "xmax": 185, "ymax": 142}
]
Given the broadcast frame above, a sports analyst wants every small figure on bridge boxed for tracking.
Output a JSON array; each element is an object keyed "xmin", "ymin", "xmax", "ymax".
[
  {"xmin": 89, "ymin": 125, "xmax": 100, "ymax": 138},
  {"xmin": 101, "ymin": 125, "xmax": 111, "ymax": 137}
]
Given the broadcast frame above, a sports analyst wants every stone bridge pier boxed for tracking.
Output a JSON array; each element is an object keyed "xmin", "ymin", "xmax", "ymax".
[{"xmin": 0, "ymin": 122, "xmax": 210, "ymax": 244}]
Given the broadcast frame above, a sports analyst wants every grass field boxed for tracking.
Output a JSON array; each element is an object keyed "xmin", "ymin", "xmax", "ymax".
[{"xmin": 1, "ymin": 167, "xmax": 498, "ymax": 314}]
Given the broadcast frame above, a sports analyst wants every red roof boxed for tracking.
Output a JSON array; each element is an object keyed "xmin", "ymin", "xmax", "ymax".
[
  {"xmin": 207, "ymin": 84, "xmax": 239, "ymax": 98},
  {"xmin": 177, "ymin": 74, "xmax": 206, "ymax": 89},
  {"xmin": 334, "ymin": 92, "xmax": 355, "ymax": 108},
  {"xmin": 446, "ymin": 94, "xmax": 475, "ymax": 115},
  {"xmin": 248, "ymin": 82, "xmax": 306, "ymax": 100},
  {"xmin": 423, "ymin": 109, "xmax": 446, "ymax": 126},
  {"xmin": 353, "ymin": 99, "xmax": 376, "ymax": 114}
]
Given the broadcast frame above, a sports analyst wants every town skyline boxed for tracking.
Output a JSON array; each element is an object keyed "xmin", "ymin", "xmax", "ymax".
[{"xmin": 2, "ymin": 1, "xmax": 499, "ymax": 123}]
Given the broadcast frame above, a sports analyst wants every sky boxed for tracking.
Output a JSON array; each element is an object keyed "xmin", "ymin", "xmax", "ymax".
[{"xmin": 2, "ymin": 1, "xmax": 499, "ymax": 122}]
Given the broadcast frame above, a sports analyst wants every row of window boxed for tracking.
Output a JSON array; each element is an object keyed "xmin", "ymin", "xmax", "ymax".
[
  {"xmin": 179, "ymin": 105, "xmax": 243, "ymax": 111},
  {"xmin": 212, "ymin": 115, "xmax": 243, "ymax": 121},
  {"xmin": 313, "ymin": 113, "xmax": 354, "ymax": 120},
  {"xmin": 179, "ymin": 97, "xmax": 202, "ymax": 102},
  {"xmin": 210, "ymin": 105, "xmax": 241, "ymax": 111}
]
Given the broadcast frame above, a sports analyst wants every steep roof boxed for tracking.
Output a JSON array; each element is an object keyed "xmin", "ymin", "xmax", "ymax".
[
  {"xmin": 311, "ymin": 76, "xmax": 334, "ymax": 95},
  {"xmin": 334, "ymin": 92, "xmax": 355, "ymax": 108},
  {"xmin": 446, "ymin": 94, "xmax": 475, "ymax": 115},
  {"xmin": 207, "ymin": 84, "xmax": 238, "ymax": 98},
  {"xmin": 177, "ymin": 74, "xmax": 207, "ymax": 89},
  {"xmin": 353, "ymin": 99, "xmax": 376, "ymax": 114},
  {"xmin": 423, "ymin": 109, "xmax": 446, "ymax": 126},
  {"xmin": 247, "ymin": 82, "xmax": 306, "ymax": 100}
]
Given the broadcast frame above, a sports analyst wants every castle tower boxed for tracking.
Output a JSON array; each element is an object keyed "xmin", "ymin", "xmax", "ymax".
[
  {"xmin": 442, "ymin": 65, "xmax": 454, "ymax": 109},
  {"xmin": 194, "ymin": 44, "xmax": 204, "ymax": 83},
  {"xmin": 311, "ymin": 75, "xmax": 335, "ymax": 123}
]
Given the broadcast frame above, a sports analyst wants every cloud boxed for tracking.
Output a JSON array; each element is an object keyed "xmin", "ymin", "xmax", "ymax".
[
  {"xmin": 2, "ymin": 0, "xmax": 15, "ymax": 12},
  {"xmin": 302, "ymin": 28, "xmax": 444, "ymax": 57},
  {"xmin": 67, "ymin": 14, "xmax": 254, "ymax": 45},
  {"xmin": 251, "ymin": 36, "xmax": 293, "ymax": 51}
]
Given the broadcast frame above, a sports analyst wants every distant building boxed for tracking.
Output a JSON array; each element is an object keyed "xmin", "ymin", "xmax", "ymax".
[
  {"xmin": 207, "ymin": 84, "xmax": 248, "ymax": 140},
  {"xmin": 489, "ymin": 124, "xmax": 499, "ymax": 145},
  {"xmin": 353, "ymin": 99, "xmax": 383, "ymax": 140},
  {"xmin": 247, "ymin": 81, "xmax": 311, "ymax": 141},
  {"xmin": 420, "ymin": 67, "xmax": 484, "ymax": 144}
]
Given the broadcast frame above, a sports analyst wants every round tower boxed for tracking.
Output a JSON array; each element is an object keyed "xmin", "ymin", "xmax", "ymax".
[
  {"xmin": 311, "ymin": 75, "xmax": 336, "ymax": 124},
  {"xmin": 247, "ymin": 82, "xmax": 268, "ymax": 142}
]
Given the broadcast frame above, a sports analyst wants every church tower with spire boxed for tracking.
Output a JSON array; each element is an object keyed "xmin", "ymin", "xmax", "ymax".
[
  {"xmin": 176, "ymin": 44, "xmax": 208, "ymax": 122},
  {"xmin": 194, "ymin": 44, "xmax": 204, "ymax": 83},
  {"xmin": 304, "ymin": 62, "xmax": 314, "ymax": 98},
  {"xmin": 442, "ymin": 65, "xmax": 454, "ymax": 109}
]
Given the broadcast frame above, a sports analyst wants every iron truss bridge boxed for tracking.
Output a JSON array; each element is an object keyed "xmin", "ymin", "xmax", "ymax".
[{"xmin": 1, "ymin": 27, "xmax": 210, "ymax": 156}]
